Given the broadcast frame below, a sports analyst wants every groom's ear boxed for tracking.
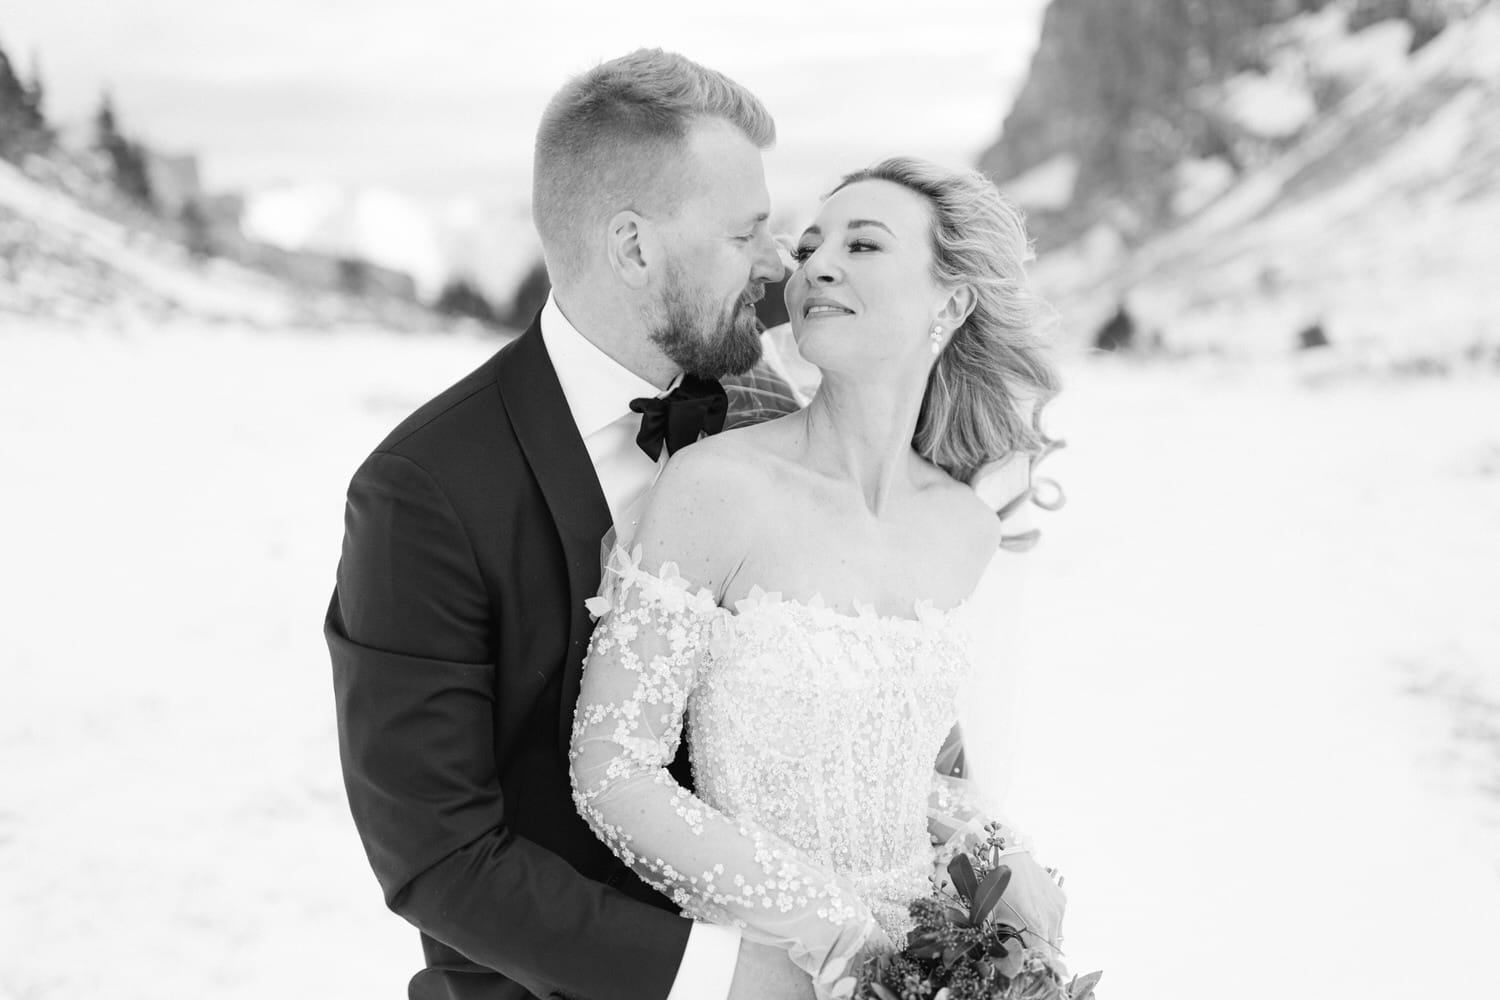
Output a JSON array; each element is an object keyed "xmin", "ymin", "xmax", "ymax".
[
  {"xmin": 606, "ymin": 210, "xmax": 652, "ymax": 290},
  {"xmin": 938, "ymin": 284, "xmax": 977, "ymax": 327}
]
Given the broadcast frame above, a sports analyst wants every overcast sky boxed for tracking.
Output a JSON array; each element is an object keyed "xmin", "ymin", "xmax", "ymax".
[{"xmin": 2, "ymin": 1, "xmax": 1050, "ymax": 218}]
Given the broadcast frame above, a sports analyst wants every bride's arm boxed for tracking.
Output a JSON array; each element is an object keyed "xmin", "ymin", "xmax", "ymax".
[{"xmin": 569, "ymin": 446, "xmax": 884, "ymax": 996}]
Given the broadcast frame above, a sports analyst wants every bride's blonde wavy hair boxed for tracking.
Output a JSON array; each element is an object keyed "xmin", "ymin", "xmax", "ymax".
[{"xmin": 831, "ymin": 157, "xmax": 1064, "ymax": 549}]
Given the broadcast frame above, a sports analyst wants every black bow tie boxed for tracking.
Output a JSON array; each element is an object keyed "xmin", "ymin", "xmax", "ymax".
[{"xmin": 629, "ymin": 374, "xmax": 728, "ymax": 461}]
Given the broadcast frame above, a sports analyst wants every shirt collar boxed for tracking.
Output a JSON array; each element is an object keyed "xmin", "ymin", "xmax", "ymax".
[{"xmin": 539, "ymin": 292, "xmax": 665, "ymax": 440}]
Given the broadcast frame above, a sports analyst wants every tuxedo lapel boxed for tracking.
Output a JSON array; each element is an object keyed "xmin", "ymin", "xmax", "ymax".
[{"xmin": 496, "ymin": 318, "xmax": 613, "ymax": 752}]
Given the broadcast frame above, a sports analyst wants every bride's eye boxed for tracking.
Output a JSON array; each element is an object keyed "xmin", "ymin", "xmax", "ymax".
[
  {"xmin": 848, "ymin": 238, "xmax": 880, "ymax": 253},
  {"xmin": 789, "ymin": 244, "xmax": 816, "ymax": 264}
]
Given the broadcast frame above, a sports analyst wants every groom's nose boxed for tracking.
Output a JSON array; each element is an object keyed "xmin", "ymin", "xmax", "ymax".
[{"xmin": 750, "ymin": 229, "xmax": 784, "ymax": 283}]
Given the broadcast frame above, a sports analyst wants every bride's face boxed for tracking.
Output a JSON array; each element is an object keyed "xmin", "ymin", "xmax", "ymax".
[{"xmin": 784, "ymin": 179, "xmax": 952, "ymax": 373}]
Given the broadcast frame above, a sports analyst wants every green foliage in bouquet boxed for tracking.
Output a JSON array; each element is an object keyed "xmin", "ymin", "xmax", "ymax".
[{"xmin": 851, "ymin": 850, "xmax": 1101, "ymax": 1000}]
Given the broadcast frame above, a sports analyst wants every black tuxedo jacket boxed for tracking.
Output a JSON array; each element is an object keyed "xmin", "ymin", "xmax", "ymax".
[{"xmin": 329, "ymin": 318, "xmax": 692, "ymax": 1000}]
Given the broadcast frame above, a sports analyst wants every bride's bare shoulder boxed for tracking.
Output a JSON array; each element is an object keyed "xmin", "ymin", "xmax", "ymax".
[
  {"xmin": 652, "ymin": 426, "xmax": 785, "ymax": 504},
  {"xmin": 630, "ymin": 429, "xmax": 781, "ymax": 591},
  {"xmin": 914, "ymin": 459, "xmax": 1004, "ymax": 563}
]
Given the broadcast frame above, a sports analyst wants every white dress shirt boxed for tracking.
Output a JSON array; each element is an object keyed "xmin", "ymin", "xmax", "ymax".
[{"xmin": 538, "ymin": 293, "xmax": 742, "ymax": 1000}]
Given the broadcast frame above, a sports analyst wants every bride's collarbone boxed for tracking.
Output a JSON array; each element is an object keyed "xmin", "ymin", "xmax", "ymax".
[
  {"xmin": 722, "ymin": 520, "xmax": 980, "ymax": 618},
  {"xmin": 707, "ymin": 441, "xmax": 997, "ymax": 614},
  {"xmin": 753, "ymin": 473, "xmax": 990, "ymax": 555}
]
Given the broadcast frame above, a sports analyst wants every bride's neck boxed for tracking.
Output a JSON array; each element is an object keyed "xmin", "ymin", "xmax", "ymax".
[{"xmin": 800, "ymin": 369, "xmax": 928, "ymax": 514}]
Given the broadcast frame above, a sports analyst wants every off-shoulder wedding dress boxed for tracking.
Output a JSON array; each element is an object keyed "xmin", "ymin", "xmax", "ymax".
[{"xmin": 569, "ymin": 542, "xmax": 1024, "ymax": 997}]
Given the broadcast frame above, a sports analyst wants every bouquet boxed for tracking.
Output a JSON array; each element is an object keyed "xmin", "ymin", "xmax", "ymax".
[{"xmin": 844, "ymin": 831, "xmax": 1101, "ymax": 1000}]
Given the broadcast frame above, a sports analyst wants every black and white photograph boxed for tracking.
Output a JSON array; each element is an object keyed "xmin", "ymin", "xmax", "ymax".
[{"xmin": 3, "ymin": 2, "xmax": 1498, "ymax": 999}]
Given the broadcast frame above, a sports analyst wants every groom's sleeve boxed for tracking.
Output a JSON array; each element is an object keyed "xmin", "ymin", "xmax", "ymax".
[
  {"xmin": 328, "ymin": 450, "xmax": 692, "ymax": 1000},
  {"xmin": 668, "ymin": 924, "xmax": 741, "ymax": 1000}
]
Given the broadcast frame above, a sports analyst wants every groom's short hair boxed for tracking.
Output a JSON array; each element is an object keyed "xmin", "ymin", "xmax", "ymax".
[{"xmin": 532, "ymin": 48, "xmax": 775, "ymax": 284}]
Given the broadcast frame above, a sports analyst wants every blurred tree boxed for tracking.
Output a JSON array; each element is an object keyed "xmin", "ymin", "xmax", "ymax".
[
  {"xmin": 435, "ymin": 277, "xmax": 501, "ymax": 326},
  {"xmin": 94, "ymin": 91, "xmax": 156, "ymax": 209},
  {"xmin": 1093, "ymin": 302, "xmax": 1137, "ymax": 352},
  {"xmin": 1296, "ymin": 321, "xmax": 1330, "ymax": 350},
  {"xmin": 24, "ymin": 50, "xmax": 45, "ymax": 123},
  {"xmin": 504, "ymin": 258, "xmax": 551, "ymax": 329},
  {"xmin": 0, "ymin": 40, "xmax": 52, "ymax": 163},
  {"xmin": 179, "ymin": 199, "xmax": 214, "ymax": 260},
  {"xmin": 337, "ymin": 257, "xmax": 371, "ymax": 296}
]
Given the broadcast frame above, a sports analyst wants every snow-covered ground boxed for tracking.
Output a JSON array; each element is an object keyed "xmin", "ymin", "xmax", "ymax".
[
  {"xmin": 1007, "ymin": 355, "xmax": 1500, "ymax": 997},
  {"xmin": 2, "ymin": 321, "xmax": 1497, "ymax": 999}
]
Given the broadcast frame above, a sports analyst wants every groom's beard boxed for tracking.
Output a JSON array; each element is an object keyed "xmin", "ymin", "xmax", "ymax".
[{"xmin": 649, "ymin": 266, "xmax": 765, "ymax": 379}]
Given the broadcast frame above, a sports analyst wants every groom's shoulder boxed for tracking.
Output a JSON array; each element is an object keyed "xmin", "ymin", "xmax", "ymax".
[{"xmin": 370, "ymin": 340, "xmax": 517, "ymax": 461}]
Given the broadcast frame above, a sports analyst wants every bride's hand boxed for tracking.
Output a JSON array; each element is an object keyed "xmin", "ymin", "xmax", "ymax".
[
  {"xmin": 820, "ymin": 922, "xmax": 895, "ymax": 1000},
  {"xmin": 855, "ymin": 922, "xmax": 895, "ymax": 963},
  {"xmin": 992, "ymin": 851, "xmax": 1067, "ymax": 953},
  {"xmin": 728, "ymin": 939, "xmax": 814, "ymax": 1000}
]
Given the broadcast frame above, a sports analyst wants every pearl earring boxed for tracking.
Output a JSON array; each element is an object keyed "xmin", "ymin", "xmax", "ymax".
[{"xmin": 930, "ymin": 324, "xmax": 944, "ymax": 355}]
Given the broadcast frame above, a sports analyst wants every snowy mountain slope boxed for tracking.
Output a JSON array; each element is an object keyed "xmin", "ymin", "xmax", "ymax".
[
  {"xmin": 1030, "ymin": 3, "xmax": 1500, "ymax": 357},
  {"xmin": 0, "ymin": 158, "xmax": 459, "ymax": 330},
  {"xmin": 0, "ymin": 158, "xmax": 309, "ymax": 325}
]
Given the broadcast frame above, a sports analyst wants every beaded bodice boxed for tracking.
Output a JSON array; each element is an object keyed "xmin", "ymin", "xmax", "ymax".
[
  {"xmin": 570, "ymin": 544, "xmax": 984, "ymax": 992},
  {"xmin": 687, "ymin": 582, "xmax": 970, "ymax": 936}
]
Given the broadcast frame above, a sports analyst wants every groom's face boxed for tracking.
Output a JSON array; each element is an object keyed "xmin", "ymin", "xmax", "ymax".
[{"xmin": 647, "ymin": 119, "xmax": 782, "ymax": 378}]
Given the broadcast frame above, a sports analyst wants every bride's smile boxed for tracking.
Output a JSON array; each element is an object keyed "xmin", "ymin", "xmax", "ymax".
[{"xmin": 785, "ymin": 180, "xmax": 968, "ymax": 380}]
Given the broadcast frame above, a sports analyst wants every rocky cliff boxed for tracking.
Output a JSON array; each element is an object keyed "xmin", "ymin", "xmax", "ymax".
[
  {"xmin": 980, "ymin": 0, "xmax": 1486, "ymax": 249},
  {"xmin": 983, "ymin": 0, "xmax": 1500, "ymax": 359}
]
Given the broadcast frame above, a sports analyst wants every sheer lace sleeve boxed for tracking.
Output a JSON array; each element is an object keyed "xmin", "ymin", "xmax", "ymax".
[{"xmin": 569, "ymin": 546, "xmax": 885, "ymax": 994}]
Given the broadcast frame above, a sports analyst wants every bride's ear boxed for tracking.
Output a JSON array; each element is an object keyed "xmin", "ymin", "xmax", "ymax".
[
  {"xmin": 938, "ymin": 284, "xmax": 977, "ymax": 328},
  {"xmin": 607, "ymin": 210, "xmax": 652, "ymax": 289}
]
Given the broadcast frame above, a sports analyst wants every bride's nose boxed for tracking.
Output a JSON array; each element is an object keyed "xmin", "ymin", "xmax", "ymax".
[{"xmin": 802, "ymin": 247, "xmax": 841, "ymax": 284}]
